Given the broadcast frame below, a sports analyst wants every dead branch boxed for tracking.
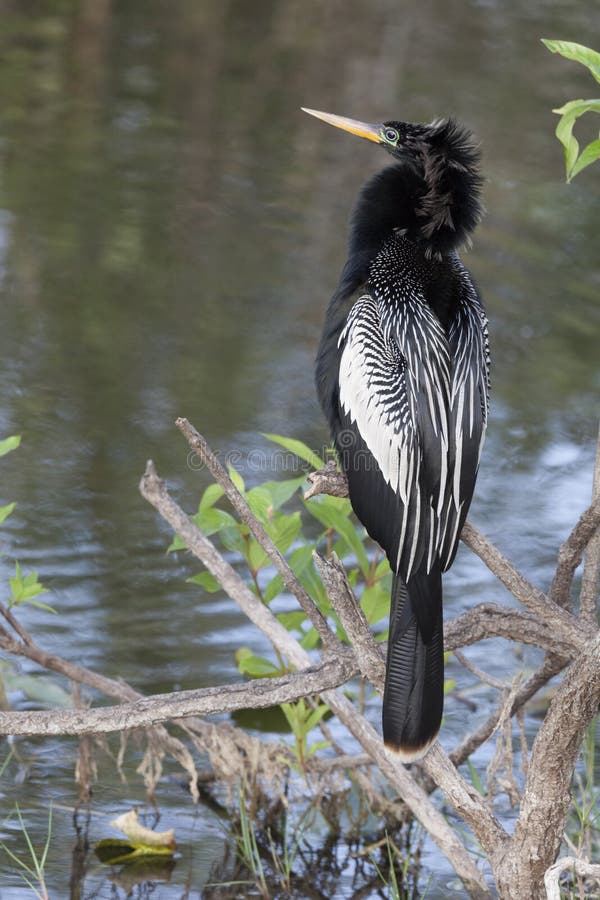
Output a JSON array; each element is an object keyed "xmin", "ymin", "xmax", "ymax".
[
  {"xmin": 141, "ymin": 447, "xmax": 491, "ymax": 897},
  {"xmin": 579, "ymin": 424, "xmax": 600, "ymax": 626},
  {"xmin": 0, "ymin": 654, "xmax": 357, "ymax": 737},
  {"xmin": 494, "ymin": 633, "xmax": 600, "ymax": 898},
  {"xmin": 305, "ymin": 464, "xmax": 589, "ymax": 651},
  {"xmin": 444, "ymin": 603, "xmax": 576, "ymax": 656},
  {"xmin": 549, "ymin": 498, "xmax": 600, "ymax": 610},
  {"xmin": 544, "ymin": 856, "xmax": 600, "ymax": 900},
  {"xmin": 311, "ymin": 541, "xmax": 507, "ymax": 862}
]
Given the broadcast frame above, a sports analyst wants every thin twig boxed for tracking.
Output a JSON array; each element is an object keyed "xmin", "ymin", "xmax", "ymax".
[
  {"xmin": 449, "ymin": 653, "xmax": 566, "ymax": 768},
  {"xmin": 454, "ymin": 649, "xmax": 506, "ymax": 691},
  {"xmin": 176, "ymin": 418, "xmax": 335, "ymax": 649}
]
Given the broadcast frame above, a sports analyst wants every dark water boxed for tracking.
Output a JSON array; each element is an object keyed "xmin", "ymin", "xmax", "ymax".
[{"xmin": 0, "ymin": 0, "xmax": 598, "ymax": 896}]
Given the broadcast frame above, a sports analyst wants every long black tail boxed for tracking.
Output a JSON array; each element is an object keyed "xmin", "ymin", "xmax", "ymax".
[{"xmin": 382, "ymin": 571, "xmax": 444, "ymax": 761}]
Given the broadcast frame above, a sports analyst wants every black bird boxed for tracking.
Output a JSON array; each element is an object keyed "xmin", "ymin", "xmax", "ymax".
[{"xmin": 304, "ymin": 107, "xmax": 490, "ymax": 761}]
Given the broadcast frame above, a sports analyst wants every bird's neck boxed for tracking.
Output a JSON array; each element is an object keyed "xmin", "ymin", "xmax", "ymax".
[{"xmin": 349, "ymin": 152, "xmax": 481, "ymax": 264}]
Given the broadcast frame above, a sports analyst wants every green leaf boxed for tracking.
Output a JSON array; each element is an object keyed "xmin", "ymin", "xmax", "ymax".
[
  {"xmin": 0, "ymin": 502, "xmax": 16, "ymax": 525},
  {"xmin": 245, "ymin": 486, "xmax": 273, "ymax": 524},
  {"xmin": 264, "ymin": 543, "xmax": 315, "ymax": 603},
  {"xmin": 300, "ymin": 626, "xmax": 320, "ymax": 650},
  {"xmin": 235, "ymin": 647, "xmax": 281, "ymax": 678},
  {"xmin": 263, "ymin": 433, "xmax": 324, "ymax": 471},
  {"xmin": 9, "ymin": 562, "xmax": 50, "ymax": 609},
  {"xmin": 268, "ymin": 511, "xmax": 302, "ymax": 555},
  {"xmin": 467, "ymin": 759, "xmax": 485, "ymax": 795},
  {"xmin": 306, "ymin": 496, "xmax": 369, "ymax": 575},
  {"xmin": 571, "ymin": 137, "xmax": 600, "ymax": 178},
  {"xmin": 167, "ymin": 533, "xmax": 187, "ymax": 553},
  {"xmin": 187, "ymin": 571, "xmax": 221, "ymax": 592},
  {"xmin": 227, "ymin": 463, "xmax": 245, "ymax": 493},
  {"xmin": 551, "ymin": 98, "xmax": 600, "ymax": 181},
  {"xmin": 1, "ymin": 670, "xmax": 73, "ymax": 707},
  {"xmin": 95, "ymin": 838, "xmax": 174, "ymax": 864},
  {"xmin": 360, "ymin": 582, "xmax": 390, "ymax": 625},
  {"xmin": 260, "ymin": 476, "xmax": 306, "ymax": 510},
  {"xmin": 219, "ymin": 523, "xmax": 248, "ymax": 555},
  {"xmin": 277, "ymin": 610, "xmax": 306, "ymax": 632},
  {"xmin": 0, "ymin": 435, "xmax": 21, "ymax": 458},
  {"xmin": 192, "ymin": 507, "xmax": 237, "ymax": 536},
  {"xmin": 542, "ymin": 39, "xmax": 600, "ymax": 84},
  {"xmin": 305, "ymin": 704, "xmax": 329, "ymax": 733},
  {"xmin": 307, "ymin": 739, "xmax": 331, "ymax": 757},
  {"xmin": 198, "ymin": 483, "xmax": 225, "ymax": 513},
  {"xmin": 263, "ymin": 573, "xmax": 284, "ymax": 604},
  {"xmin": 443, "ymin": 677, "xmax": 457, "ymax": 695}
]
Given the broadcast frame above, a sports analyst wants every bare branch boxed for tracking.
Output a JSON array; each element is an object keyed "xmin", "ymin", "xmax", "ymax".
[
  {"xmin": 311, "ymin": 547, "xmax": 507, "ymax": 863},
  {"xmin": 453, "ymin": 649, "xmax": 506, "ymax": 691},
  {"xmin": 445, "ymin": 603, "xmax": 576, "ymax": 656},
  {"xmin": 580, "ymin": 423, "xmax": 600, "ymax": 626},
  {"xmin": 495, "ymin": 634, "xmax": 600, "ymax": 897},
  {"xmin": 176, "ymin": 418, "xmax": 335, "ymax": 649},
  {"xmin": 140, "ymin": 453, "xmax": 491, "ymax": 897},
  {"xmin": 313, "ymin": 551, "xmax": 385, "ymax": 692},
  {"xmin": 304, "ymin": 461, "xmax": 349, "ymax": 499},
  {"xmin": 0, "ymin": 655, "xmax": 357, "ymax": 737},
  {"xmin": 549, "ymin": 498, "xmax": 600, "ymax": 610},
  {"xmin": 545, "ymin": 856, "xmax": 600, "ymax": 900},
  {"xmin": 449, "ymin": 653, "xmax": 567, "ymax": 768},
  {"xmin": 460, "ymin": 522, "xmax": 586, "ymax": 649}
]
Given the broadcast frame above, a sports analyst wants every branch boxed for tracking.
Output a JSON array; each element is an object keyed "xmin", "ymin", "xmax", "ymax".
[
  {"xmin": 312, "ymin": 547, "xmax": 507, "ymax": 862},
  {"xmin": 449, "ymin": 653, "xmax": 567, "ymax": 768},
  {"xmin": 549, "ymin": 498, "xmax": 600, "ymax": 610},
  {"xmin": 444, "ymin": 603, "xmax": 577, "ymax": 656},
  {"xmin": 306, "ymin": 465, "xmax": 588, "ymax": 650},
  {"xmin": 579, "ymin": 423, "xmax": 600, "ymax": 626},
  {"xmin": 176, "ymin": 418, "xmax": 335, "ymax": 649},
  {"xmin": 0, "ymin": 655, "xmax": 357, "ymax": 737},
  {"xmin": 313, "ymin": 551, "xmax": 385, "ymax": 692},
  {"xmin": 495, "ymin": 633, "xmax": 600, "ymax": 895},
  {"xmin": 545, "ymin": 857, "xmax": 600, "ymax": 900},
  {"xmin": 141, "ymin": 449, "xmax": 491, "ymax": 897}
]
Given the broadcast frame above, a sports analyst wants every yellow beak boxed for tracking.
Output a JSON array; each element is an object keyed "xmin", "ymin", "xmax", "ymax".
[{"xmin": 301, "ymin": 108, "xmax": 381, "ymax": 144}]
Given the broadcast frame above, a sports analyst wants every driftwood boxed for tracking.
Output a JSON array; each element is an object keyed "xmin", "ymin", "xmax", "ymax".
[{"xmin": 1, "ymin": 416, "xmax": 599, "ymax": 899}]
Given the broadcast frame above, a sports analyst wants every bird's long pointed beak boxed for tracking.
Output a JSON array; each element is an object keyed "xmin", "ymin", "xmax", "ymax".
[{"xmin": 301, "ymin": 107, "xmax": 381, "ymax": 144}]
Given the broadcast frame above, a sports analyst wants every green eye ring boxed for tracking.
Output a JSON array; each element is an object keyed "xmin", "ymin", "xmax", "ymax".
[{"xmin": 382, "ymin": 127, "xmax": 399, "ymax": 143}]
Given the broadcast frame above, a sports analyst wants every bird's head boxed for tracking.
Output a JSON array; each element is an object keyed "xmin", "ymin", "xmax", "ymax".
[{"xmin": 302, "ymin": 107, "xmax": 483, "ymax": 257}]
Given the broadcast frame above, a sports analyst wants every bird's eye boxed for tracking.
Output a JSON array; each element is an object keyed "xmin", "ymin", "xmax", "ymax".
[{"xmin": 383, "ymin": 127, "xmax": 399, "ymax": 143}]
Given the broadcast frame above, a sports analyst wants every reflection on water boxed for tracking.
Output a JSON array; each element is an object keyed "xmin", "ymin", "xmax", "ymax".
[{"xmin": 0, "ymin": 0, "xmax": 598, "ymax": 896}]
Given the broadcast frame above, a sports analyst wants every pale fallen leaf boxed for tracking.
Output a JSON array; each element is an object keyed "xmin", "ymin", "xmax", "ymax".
[{"xmin": 110, "ymin": 809, "xmax": 176, "ymax": 851}]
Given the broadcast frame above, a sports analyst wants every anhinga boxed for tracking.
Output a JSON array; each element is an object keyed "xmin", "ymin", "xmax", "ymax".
[{"xmin": 303, "ymin": 107, "xmax": 490, "ymax": 761}]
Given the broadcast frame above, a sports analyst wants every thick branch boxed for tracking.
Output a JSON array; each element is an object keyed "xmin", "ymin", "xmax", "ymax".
[
  {"xmin": 579, "ymin": 423, "xmax": 600, "ymax": 626},
  {"xmin": 176, "ymin": 418, "xmax": 335, "ymax": 649},
  {"xmin": 444, "ymin": 603, "xmax": 576, "ymax": 656},
  {"xmin": 495, "ymin": 634, "xmax": 600, "ymax": 897},
  {"xmin": 545, "ymin": 857, "xmax": 600, "ymax": 900},
  {"xmin": 0, "ymin": 655, "xmax": 357, "ymax": 737}
]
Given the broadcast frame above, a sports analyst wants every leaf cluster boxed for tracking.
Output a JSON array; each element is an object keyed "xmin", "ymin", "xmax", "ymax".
[{"xmin": 543, "ymin": 39, "xmax": 600, "ymax": 181}]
